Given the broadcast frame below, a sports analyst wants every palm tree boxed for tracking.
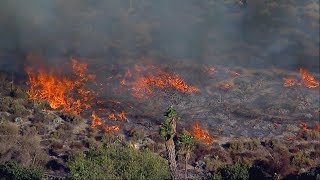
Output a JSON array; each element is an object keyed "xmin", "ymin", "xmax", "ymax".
[
  {"xmin": 178, "ymin": 130, "xmax": 196, "ymax": 180},
  {"xmin": 160, "ymin": 106, "xmax": 179, "ymax": 180}
]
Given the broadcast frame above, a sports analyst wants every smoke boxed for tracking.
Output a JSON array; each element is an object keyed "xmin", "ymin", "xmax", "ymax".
[{"xmin": 0, "ymin": 0, "xmax": 319, "ymax": 73}]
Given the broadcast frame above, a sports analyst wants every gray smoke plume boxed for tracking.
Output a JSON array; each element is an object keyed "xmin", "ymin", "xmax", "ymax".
[{"xmin": 0, "ymin": 0, "xmax": 319, "ymax": 74}]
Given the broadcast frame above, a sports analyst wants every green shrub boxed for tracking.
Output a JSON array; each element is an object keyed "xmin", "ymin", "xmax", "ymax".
[
  {"xmin": 204, "ymin": 156, "xmax": 222, "ymax": 172},
  {"xmin": 243, "ymin": 140, "xmax": 259, "ymax": 151},
  {"xmin": 8, "ymin": 101, "xmax": 29, "ymax": 116},
  {"xmin": 228, "ymin": 140, "xmax": 244, "ymax": 152},
  {"xmin": 0, "ymin": 96, "xmax": 13, "ymax": 112},
  {"xmin": 220, "ymin": 162, "xmax": 250, "ymax": 180},
  {"xmin": 10, "ymin": 88, "xmax": 28, "ymax": 99},
  {"xmin": 31, "ymin": 99, "xmax": 50, "ymax": 111},
  {"xmin": 0, "ymin": 161, "xmax": 44, "ymax": 180},
  {"xmin": 291, "ymin": 152, "xmax": 310, "ymax": 167},
  {"xmin": 67, "ymin": 143, "xmax": 170, "ymax": 180}
]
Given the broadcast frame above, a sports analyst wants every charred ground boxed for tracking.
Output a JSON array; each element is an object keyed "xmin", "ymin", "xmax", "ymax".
[{"xmin": 0, "ymin": 0, "xmax": 319, "ymax": 179}]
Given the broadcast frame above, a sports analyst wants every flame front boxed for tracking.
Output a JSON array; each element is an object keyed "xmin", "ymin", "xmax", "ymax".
[
  {"xmin": 91, "ymin": 111, "xmax": 102, "ymax": 128},
  {"xmin": 103, "ymin": 125, "xmax": 120, "ymax": 133},
  {"xmin": 129, "ymin": 68, "xmax": 199, "ymax": 99},
  {"xmin": 299, "ymin": 68, "xmax": 319, "ymax": 88},
  {"xmin": 189, "ymin": 122, "xmax": 213, "ymax": 145},
  {"xmin": 26, "ymin": 58, "xmax": 94, "ymax": 115},
  {"xmin": 283, "ymin": 68, "xmax": 319, "ymax": 88}
]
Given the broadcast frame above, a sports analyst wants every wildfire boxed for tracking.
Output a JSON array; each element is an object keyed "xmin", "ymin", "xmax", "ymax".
[
  {"xmin": 283, "ymin": 77, "xmax": 297, "ymax": 87},
  {"xmin": 189, "ymin": 122, "xmax": 213, "ymax": 145},
  {"xmin": 91, "ymin": 111, "xmax": 102, "ymax": 128},
  {"xmin": 103, "ymin": 125, "xmax": 120, "ymax": 133},
  {"xmin": 283, "ymin": 68, "xmax": 319, "ymax": 88},
  {"xmin": 299, "ymin": 68, "xmax": 319, "ymax": 88},
  {"xmin": 117, "ymin": 110, "xmax": 127, "ymax": 120},
  {"xmin": 298, "ymin": 121, "xmax": 320, "ymax": 133},
  {"xmin": 314, "ymin": 123, "xmax": 320, "ymax": 132},
  {"xmin": 299, "ymin": 121, "xmax": 310, "ymax": 132},
  {"xmin": 218, "ymin": 82, "xmax": 233, "ymax": 90},
  {"xmin": 126, "ymin": 66, "xmax": 199, "ymax": 99},
  {"xmin": 108, "ymin": 113, "xmax": 116, "ymax": 120},
  {"xmin": 26, "ymin": 58, "xmax": 94, "ymax": 115}
]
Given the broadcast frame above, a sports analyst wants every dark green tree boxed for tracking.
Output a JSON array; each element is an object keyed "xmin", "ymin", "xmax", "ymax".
[
  {"xmin": 178, "ymin": 130, "xmax": 196, "ymax": 180},
  {"xmin": 159, "ymin": 106, "xmax": 179, "ymax": 180}
]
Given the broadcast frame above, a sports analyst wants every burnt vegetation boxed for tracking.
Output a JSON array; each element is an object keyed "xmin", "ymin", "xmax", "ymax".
[
  {"xmin": 0, "ymin": 0, "xmax": 319, "ymax": 179},
  {"xmin": 0, "ymin": 74, "xmax": 319, "ymax": 179}
]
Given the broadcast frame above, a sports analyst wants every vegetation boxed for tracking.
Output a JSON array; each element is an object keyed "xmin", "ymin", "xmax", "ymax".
[
  {"xmin": 159, "ymin": 106, "xmax": 179, "ymax": 180},
  {"xmin": 211, "ymin": 162, "xmax": 250, "ymax": 180},
  {"xmin": 0, "ymin": 161, "xmax": 44, "ymax": 180},
  {"xmin": 178, "ymin": 130, "xmax": 196, "ymax": 179},
  {"xmin": 291, "ymin": 151, "xmax": 310, "ymax": 168},
  {"xmin": 67, "ymin": 143, "xmax": 170, "ymax": 180},
  {"xmin": 0, "ymin": 45, "xmax": 319, "ymax": 180}
]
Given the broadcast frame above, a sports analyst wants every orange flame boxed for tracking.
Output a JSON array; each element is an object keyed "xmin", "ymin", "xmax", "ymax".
[
  {"xmin": 299, "ymin": 121, "xmax": 310, "ymax": 132},
  {"xmin": 117, "ymin": 110, "xmax": 127, "ymax": 120},
  {"xmin": 299, "ymin": 121, "xmax": 320, "ymax": 132},
  {"xmin": 103, "ymin": 125, "xmax": 120, "ymax": 133},
  {"xmin": 299, "ymin": 68, "xmax": 319, "ymax": 88},
  {"xmin": 314, "ymin": 122, "xmax": 320, "ymax": 132},
  {"xmin": 108, "ymin": 113, "xmax": 116, "ymax": 120},
  {"xmin": 91, "ymin": 111, "xmax": 102, "ymax": 128},
  {"xmin": 286, "ymin": 136, "xmax": 294, "ymax": 141},
  {"xmin": 26, "ymin": 58, "xmax": 94, "ymax": 115},
  {"xmin": 189, "ymin": 122, "xmax": 213, "ymax": 145},
  {"xmin": 130, "ymin": 70, "xmax": 199, "ymax": 99},
  {"xmin": 218, "ymin": 83, "xmax": 233, "ymax": 90},
  {"xmin": 283, "ymin": 77, "xmax": 297, "ymax": 87}
]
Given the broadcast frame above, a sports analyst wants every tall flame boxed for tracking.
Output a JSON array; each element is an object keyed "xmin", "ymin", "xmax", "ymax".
[
  {"xmin": 189, "ymin": 122, "xmax": 213, "ymax": 145},
  {"xmin": 299, "ymin": 68, "xmax": 319, "ymax": 88},
  {"xmin": 26, "ymin": 58, "xmax": 94, "ymax": 115}
]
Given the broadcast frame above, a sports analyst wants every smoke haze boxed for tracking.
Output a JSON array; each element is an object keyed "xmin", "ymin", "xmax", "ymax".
[{"xmin": 0, "ymin": 0, "xmax": 319, "ymax": 73}]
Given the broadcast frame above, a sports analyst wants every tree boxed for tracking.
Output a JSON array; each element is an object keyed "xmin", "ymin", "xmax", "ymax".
[
  {"xmin": 67, "ymin": 143, "xmax": 170, "ymax": 180},
  {"xmin": 0, "ymin": 161, "xmax": 44, "ymax": 180},
  {"xmin": 178, "ymin": 130, "xmax": 196, "ymax": 180},
  {"xmin": 159, "ymin": 106, "xmax": 179, "ymax": 180}
]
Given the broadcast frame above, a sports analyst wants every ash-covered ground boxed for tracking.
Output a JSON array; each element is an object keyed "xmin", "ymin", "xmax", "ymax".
[{"xmin": 83, "ymin": 58, "xmax": 319, "ymax": 139}]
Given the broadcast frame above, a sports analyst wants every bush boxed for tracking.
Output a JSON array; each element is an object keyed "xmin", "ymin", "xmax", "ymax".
[
  {"xmin": 204, "ymin": 156, "xmax": 222, "ymax": 172},
  {"xmin": 218, "ymin": 162, "xmax": 250, "ymax": 180},
  {"xmin": 59, "ymin": 113, "xmax": 82, "ymax": 124},
  {"xmin": 0, "ymin": 96, "xmax": 12, "ymax": 112},
  {"xmin": 291, "ymin": 152, "xmax": 310, "ymax": 168},
  {"xmin": 0, "ymin": 161, "xmax": 44, "ymax": 180},
  {"xmin": 30, "ymin": 99, "xmax": 50, "ymax": 111},
  {"xmin": 10, "ymin": 88, "xmax": 28, "ymax": 99},
  {"xmin": 8, "ymin": 101, "xmax": 29, "ymax": 116},
  {"xmin": 228, "ymin": 140, "xmax": 244, "ymax": 152},
  {"xmin": 67, "ymin": 143, "xmax": 170, "ymax": 180}
]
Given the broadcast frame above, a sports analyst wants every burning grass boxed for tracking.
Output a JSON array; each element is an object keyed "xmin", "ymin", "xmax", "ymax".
[
  {"xmin": 283, "ymin": 68, "xmax": 319, "ymax": 88},
  {"xmin": 26, "ymin": 58, "xmax": 95, "ymax": 115},
  {"xmin": 117, "ymin": 65, "xmax": 199, "ymax": 99},
  {"xmin": 189, "ymin": 122, "xmax": 213, "ymax": 145}
]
